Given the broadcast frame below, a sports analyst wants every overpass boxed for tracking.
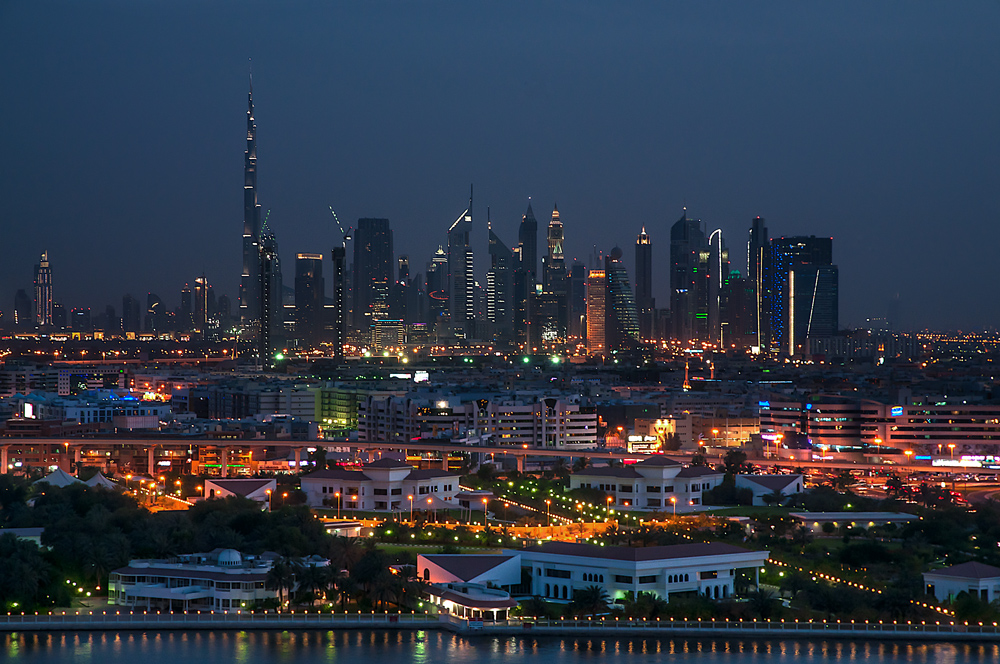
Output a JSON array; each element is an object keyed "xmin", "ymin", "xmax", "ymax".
[{"xmin": 3, "ymin": 436, "xmax": 994, "ymax": 477}]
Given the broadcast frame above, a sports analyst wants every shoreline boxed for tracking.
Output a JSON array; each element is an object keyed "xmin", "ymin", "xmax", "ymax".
[{"xmin": 1, "ymin": 613, "xmax": 998, "ymax": 643}]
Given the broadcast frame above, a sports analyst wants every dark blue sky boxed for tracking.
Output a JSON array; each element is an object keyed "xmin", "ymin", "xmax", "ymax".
[{"xmin": 2, "ymin": 1, "xmax": 998, "ymax": 330}]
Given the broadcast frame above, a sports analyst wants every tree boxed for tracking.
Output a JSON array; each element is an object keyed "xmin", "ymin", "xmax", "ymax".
[
  {"xmin": 570, "ymin": 585, "xmax": 610, "ymax": 616},
  {"xmin": 691, "ymin": 454, "xmax": 708, "ymax": 467},
  {"xmin": 572, "ymin": 457, "xmax": 591, "ymax": 472},
  {"xmin": 266, "ymin": 558, "xmax": 295, "ymax": 605},
  {"xmin": 747, "ymin": 588, "xmax": 779, "ymax": 618},
  {"xmin": 832, "ymin": 470, "xmax": 857, "ymax": 492},
  {"xmin": 723, "ymin": 449, "xmax": 751, "ymax": 475},
  {"xmin": 762, "ymin": 489, "xmax": 787, "ymax": 506}
]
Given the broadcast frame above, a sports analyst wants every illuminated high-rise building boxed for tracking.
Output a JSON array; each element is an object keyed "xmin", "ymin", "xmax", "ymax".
[
  {"xmin": 635, "ymin": 227, "xmax": 654, "ymax": 341},
  {"xmin": 770, "ymin": 236, "xmax": 837, "ymax": 354},
  {"xmin": 746, "ymin": 216, "xmax": 771, "ymax": 351},
  {"xmin": 14, "ymin": 289, "xmax": 32, "ymax": 328},
  {"xmin": 330, "ymin": 245, "xmax": 347, "ymax": 363},
  {"xmin": 239, "ymin": 72, "xmax": 263, "ymax": 331},
  {"xmin": 543, "ymin": 204, "xmax": 566, "ymax": 294},
  {"xmin": 353, "ymin": 218, "xmax": 394, "ymax": 331},
  {"xmin": 586, "ymin": 269, "xmax": 607, "ymax": 356},
  {"xmin": 486, "ymin": 209, "xmax": 514, "ymax": 342},
  {"xmin": 605, "ymin": 247, "xmax": 640, "ymax": 352},
  {"xmin": 670, "ymin": 209, "xmax": 709, "ymax": 343},
  {"xmin": 33, "ymin": 251, "xmax": 53, "ymax": 327},
  {"xmin": 447, "ymin": 187, "xmax": 475, "ymax": 338},
  {"xmin": 707, "ymin": 229, "xmax": 730, "ymax": 345},
  {"xmin": 194, "ymin": 274, "xmax": 210, "ymax": 331}
]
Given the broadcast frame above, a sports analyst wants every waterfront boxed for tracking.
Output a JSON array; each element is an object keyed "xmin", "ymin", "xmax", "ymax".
[{"xmin": 3, "ymin": 630, "xmax": 1000, "ymax": 664}]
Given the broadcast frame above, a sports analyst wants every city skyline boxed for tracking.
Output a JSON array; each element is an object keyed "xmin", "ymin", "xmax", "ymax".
[{"xmin": 2, "ymin": 2, "xmax": 999, "ymax": 330}]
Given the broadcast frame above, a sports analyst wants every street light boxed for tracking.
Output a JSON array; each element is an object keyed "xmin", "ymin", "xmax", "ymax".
[
  {"xmin": 265, "ymin": 489, "xmax": 272, "ymax": 511},
  {"xmin": 482, "ymin": 497, "xmax": 489, "ymax": 528},
  {"xmin": 335, "ymin": 492, "xmax": 341, "ymax": 519},
  {"xmin": 545, "ymin": 499, "xmax": 551, "ymax": 527},
  {"xmin": 904, "ymin": 450, "xmax": 914, "ymax": 464},
  {"xmin": 606, "ymin": 496, "xmax": 613, "ymax": 522},
  {"xmin": 948, "ymin": 443, "xmax": 956, "ymax": 459},
  {"xmin": 407, "ymin": 495, "xmax": 414, "ymax": 523},
  {"xmin": 670, "ymin": 496, "xmax": 677, "ymax": 518}
]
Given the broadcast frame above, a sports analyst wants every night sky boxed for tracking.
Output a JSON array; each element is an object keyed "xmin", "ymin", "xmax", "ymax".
[{"xmin": 2, "ymin": 1, "xmax": 998, "ymax": 330}]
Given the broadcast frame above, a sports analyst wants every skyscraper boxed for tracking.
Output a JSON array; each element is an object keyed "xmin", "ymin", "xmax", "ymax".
[
  {"xmin": 543, "ymin": 204, "xmax": 566, "ymax": 294},
  {"xmin": 194, "ymin": 274, "xmax": 210, "ymax": 331},
  {"xmin": 768, "ymin": 236, "xmax": 837, "ymax": 354},
  {"xmin": 330, "ymin": 245, "xmax": 347, "ymax": 363},
  {"xmin": 518, "ymin": 201, "xmax": 538, "ymax": 281},
  {"xmin": 146, "ymin": 293, "xmax": 164, "ymax": 332},
  {"xmin": 670, "ymin": 209, "xmax": 709, "ymax": 343},
  {"xmin": 122, "ymin": 294, "xmax": 141, "ymax": 333},
  {"xmin": 635, "ymin": 227, "xmax": 654, "ymax": 341},
  {"xmin": 486, "ymin": 209, "xmax": 514, "ymax": 342},
  {"xmin": 33, "ymin": 251, "xmax": 53, "ymax": 327},
  {"xmin": 259, "ymin": 236, "xmax": 280, "ymax": 367},
  {"xmin": 13, "ymin": 289, "xmax": 31, "ymax": 328},
  {"xmin": 586, "ymin": 269, "xmax": 607, "ymax": 356},
  {"xmin": 567, "ymin": 262, "xmax": 587, "ymax": 342},
  {"xmin": 180, "ymin": 284, "xmax": 193, "ymax": 330},
  {"xmin": 447, "ymin": 188, "xmax": 474, "ymax": 339},
  {"xmin": 352, "ymin": 218, "xmax": 394, "ymax": 332},
  {"xmin": 295, "ymin": 253, "xmax": 325, "ymax": 347},
  {"xmin": 746, "ymin": 216, "xmax": 770, "ymax": 352},
  {"xmin": 239, "ymin": 73, "xmax": 263, "ymax": 331},
  {"xmin": 707, "ymin": 229, "xmax": 730, "ymax": 345},
  {"xmin": 605, "ymin": 247, "xmax": 640, "ymax": 352}
]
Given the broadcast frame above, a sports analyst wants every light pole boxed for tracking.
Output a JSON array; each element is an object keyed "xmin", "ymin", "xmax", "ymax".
[
  {"xmin": 266, "ymin": 489, "xmax": 272, "ymax": 511},
  {"xmin": 351, "ymin": 495, "xmax": 358, "ymax": 517},
  {"xmin": 606, "ymin": 496, "xmax": 613, "ymax": 522},
  {"xmin": 948, "ymin": 443, "xmax": 956, "ymax": 460},
  {"xmin": 335, "ymin": 492, "xmax": 341, "ymax": 519},
  {"xmin": 670, "ymin": 496, "xmax": 677, "ymax": 518},
  {"xmin": 545, "ymin": 499, "xmax": 551, "ymax": 527},
  {"xmin": 408, "ymin": 495, "xmax": 414, "ymax": 523},
  {"xmin": 482, "ymin": 497, "xmax": 489, "ymax": 528}
]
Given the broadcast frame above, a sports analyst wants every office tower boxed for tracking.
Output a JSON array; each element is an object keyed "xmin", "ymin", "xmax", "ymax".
[
  {"xmin": 353, "ymin": 218, "xmax": 393, "ymax": 331},
  {"xmin": 635, "ymin": 227, "xmax": 654, "ymax": 341},
  {"xmin": 670, "ymin": 209, "xmax": 709, "ymax": 343},
  {"xmin": 567, "ymin": 262, "xmax": 587, "ymax": 341},
  {"xmin": 259, "ymin": 239, "xmax": 279, "ymax": 367},
  {"xmin": 260, "ymin": 220, "xmax": 283, "ymax": 344},
  {"xmin": 52, "ymin": 303, "xmax": 67, "ymax": 330},
  {"xmin": 770, "ymin": 236, "xmax": 835, "ymax": 353},
  {"xmin": 146, "ymin": 293, "xmax": 163, "ymax": 332},
  {"xmin": 529, "ymin": 291, "xmax": 566, "ymax": 348},
  {"xmin": 295, "ymin": 253, "xmax": 325, "ymax": 346},
  {"xmin": 426, "ymin": 245, "xmax": 448, "ymax": 324},
  {"xmin": 586, "ymin": 269, "xmax": 607, "ymax": 356},
  {"xmin": 447, "ymin": 188, "xmax": 475, "ymax": 339},
  {"xmin": 330, "ymin": 245, "xmax": 346, "ymax": 363},
  {"xmin": 707, "ymin": 229, "xmax": 730, "ymax": 345},
  {"xmin": 102, "ymin": 304, "xmax": 119, "ymax": 333},
  {"xmin": 122, "ymin": 294, "xmax": 141, "ymax": 333},
  {"xmin": 34, "ymin": 251, "xmax": 53, "ymax": 327},
  {"xmin": 486, "ymin": 210, "xmax": 514, "ymax": 342},
  {"xmin": 390, "ymin": 255, "xmax": 410, "ymax": 322},
  {"xmin": 239, "ymin": 74, "xmax": 263, "ymax": 330},
  {"xmin": 194, "ymin": 274, "xmax": 209, "ymax": 331},
  {"xmin": 216, "ymin": 295, "xmax": 231, "ymax": 325},
  {"xmin": 180, "ymin": 284, "xmax": 193, "ymax": 330},
  {"xmin": 543, "ymin": 204, "xmax": 566, "ymax": 294},
  {"xmin": 518, "ymin": 200, "xmax": 538, "ymax": 281},
  {"xmin": 604, "ymin": 247, "xmax": 640, "ymax": 352},
  {"xmin": 13, "ymin": 289, "xmax": 31, "ymax": 328},
  {"xmin": 70, "ymin": 307, "xmax": 91, "ymax": 331},
  {"xmin": 746, "ymin": 216, "xmax": 770, "ymax": 352}
]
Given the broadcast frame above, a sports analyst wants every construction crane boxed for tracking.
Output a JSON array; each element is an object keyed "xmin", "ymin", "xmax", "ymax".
[{"xmin": 329, "ymin": 206, "xmax": 352, "ymax": 247}]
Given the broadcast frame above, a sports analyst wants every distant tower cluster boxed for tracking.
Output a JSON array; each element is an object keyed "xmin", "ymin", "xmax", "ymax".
[{"xmin": 33, "ymin": 251, "xmax": 53, "ymax": 327}]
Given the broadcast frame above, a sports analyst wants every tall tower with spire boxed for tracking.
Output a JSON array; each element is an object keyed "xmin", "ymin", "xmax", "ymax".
[
  {"xmin": 517, "ymin": 200, "xmax": 538, "ymax": 281},
  {"xmin": 635, "ymin": 227, "xmax": 654, "ymax": 341},
  {"xmin": 239, "ymin": 66, "xmax": 263, "ymax": 332},
  {"xmin": 543, "ymin": 204, "xmax": 566, "ymax": 294}
]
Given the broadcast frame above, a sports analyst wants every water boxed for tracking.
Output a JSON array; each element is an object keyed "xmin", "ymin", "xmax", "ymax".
[{"xmin": 2, "ymin": 630, "xmax": 998, "ymax": 664}]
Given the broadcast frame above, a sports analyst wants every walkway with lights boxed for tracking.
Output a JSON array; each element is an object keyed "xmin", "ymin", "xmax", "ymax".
[{"xmin": 1, "ymin": 610, "xmax": 998, "ymax": 641}]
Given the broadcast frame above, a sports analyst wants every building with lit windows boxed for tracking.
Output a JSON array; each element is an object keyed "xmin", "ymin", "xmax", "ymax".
[
  {"xmin": 299, "ymin": 458, "xmax": 459, "ymax": 511},
  {"xmin": 568, "ymin": 456, "xmax": 724, "ymax": 510}
]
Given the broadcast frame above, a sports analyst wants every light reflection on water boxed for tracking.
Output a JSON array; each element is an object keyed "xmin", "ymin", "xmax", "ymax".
[{"xmin": 0, "ymin": 631, "xmax": 995, "ymax": 664}]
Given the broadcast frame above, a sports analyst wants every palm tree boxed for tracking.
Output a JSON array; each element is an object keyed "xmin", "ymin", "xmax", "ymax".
[
  {"xmin": 296, "ymin": 564, "xmax": 327, "ymax": 605},
  {"xmin": 747, "ymin": 588, "xmax": 778, "ymax": 618},
  {"xmin": 334, "ymin": 572, "xmax": 359, "ymax": 611},
  {"xmin": 572, "ymin": 457, "xmax": 591, "ymax": 472},
  {"xmin": 570, "ymin": 585, "xmax": 610, "ymax": 616},
  {"xmin": 266, "ymin": 558, "xmax": 295, "ymax": 606},
  {"xmin": 762, "ymin": 489, "xmax": 787, "ymax": 506}
]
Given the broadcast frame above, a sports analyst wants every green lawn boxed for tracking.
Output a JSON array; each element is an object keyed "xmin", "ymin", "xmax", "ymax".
[{"xmin": 376, "ymin": 544, "xmax": 500, "ymax": 555}]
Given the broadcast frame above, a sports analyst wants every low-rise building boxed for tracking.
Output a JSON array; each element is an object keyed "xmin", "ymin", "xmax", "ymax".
[
  {"xmin": 735, "ymin": 474, "xmax": 805, "ymax": 506},
  {"xmin": 204, "ymin": 478, "xmax": 277, "ymax": 505},
  {"xmin": 418, "ymin": 554, "xmax": 521, "ymax": 586},
  {"xmin": 508, "ymin": 541, "xmax": 769, "ymax": 603},
  {"xmin": 569, "ymin": 456, "xmax": 725, "ymax": 510},
  {"xmin": 790, "ymin": 511, "xmax": 918, "ymax": 533},
  {"xmin": 300, "ymin": 458, "xmax": 460, "ymax": 511},
  {"xmin": 108, "ymin": 549, "xmax": 301, "ymax": 612},
  {"xmin": 924, "ymin": 562, "xmax": 1000, "ymax": 603}
]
